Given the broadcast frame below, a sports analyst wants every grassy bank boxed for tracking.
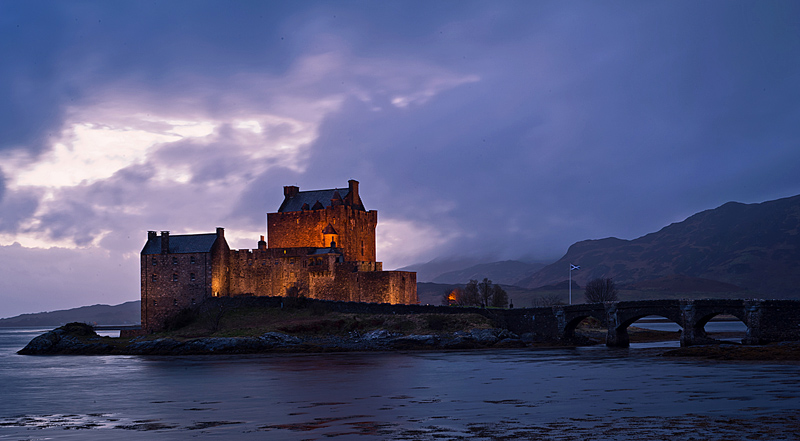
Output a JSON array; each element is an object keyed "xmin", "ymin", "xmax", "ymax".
[{"xmin": 159, "ymin": 304, "xmax": 495, "ymax": 340}]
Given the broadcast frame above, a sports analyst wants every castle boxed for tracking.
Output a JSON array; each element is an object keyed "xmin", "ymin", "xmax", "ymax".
[{"xmin": 140, "ymin": 180, "xmax": 418, "ymax": 331}]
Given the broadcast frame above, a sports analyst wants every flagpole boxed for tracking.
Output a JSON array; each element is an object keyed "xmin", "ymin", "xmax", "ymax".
[{"xmin": 569, "ymin": 264, "xmax": 580, "ymax": 305}]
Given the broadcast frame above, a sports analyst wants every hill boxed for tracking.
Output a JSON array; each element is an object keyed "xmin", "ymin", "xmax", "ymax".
[
  {"xmin": 432, "ymin": 260, "xmax": 546, "ymax": 285},
  {"xmin": 397, "ymin": 257, "xmax": 485, "ymax": 282},
  {"xmin": 519, "ymin": 194, "xmax": 800, "ymax": 298},
  {"xmin": 0, "ymin": 301, "xmax": 141, "ymax": 327}
]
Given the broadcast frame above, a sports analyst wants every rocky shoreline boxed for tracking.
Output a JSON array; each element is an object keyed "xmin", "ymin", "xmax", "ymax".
[
  {"xmin": 20, "ymin": 322, "xmax": 800, "ymax": 360},
  {"xmin": 17, "ymin": 323, "xmax": 531, "ymax": 355}
]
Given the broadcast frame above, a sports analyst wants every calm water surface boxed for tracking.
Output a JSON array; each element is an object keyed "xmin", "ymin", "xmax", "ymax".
[{"xmin": 1, "ymin": 327, "xmax": 799, "ymax": 440}]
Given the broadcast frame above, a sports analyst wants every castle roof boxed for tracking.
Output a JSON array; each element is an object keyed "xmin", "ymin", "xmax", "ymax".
[
  {"xmin": 141, "ymin": 233, "xmax": 218, "ymax": 254},
  {"xmin": 278, "ymin": 188, "xmax": 352, "ymax": 212},
  {"xmin": 310, "ymin": 247, "xmax": 342, "ymax": 255}
]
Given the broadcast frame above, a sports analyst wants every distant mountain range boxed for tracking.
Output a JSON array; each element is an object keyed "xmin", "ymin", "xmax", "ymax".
[
  {"xmin": 0, "ymin": 301, "xmax": 141, "ymax": 327},
  {"xmin": 407, "ymin": 194, "xmax": 800, "ymax": 299},
  {"xmin": 398, "ymin": 257, "xmax": 487, "ymax": 283},
  {"xmin": 431, "ymin": 260, "xmax": 546, "ymax": 285},
  {"xmin": 522, "ymin": 194, "xmax": 800, "ymax": 297}
]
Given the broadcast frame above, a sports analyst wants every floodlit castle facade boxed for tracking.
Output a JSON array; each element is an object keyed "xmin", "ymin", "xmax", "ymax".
[{"xmin": 140, "ymin": 180, "xmax": 418, "ymax": 331}]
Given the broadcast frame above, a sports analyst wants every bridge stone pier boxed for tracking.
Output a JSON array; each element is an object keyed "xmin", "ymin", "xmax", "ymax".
[{"xmin": 553, "ymin": 299, "xmax": 800, "ymax": 347}]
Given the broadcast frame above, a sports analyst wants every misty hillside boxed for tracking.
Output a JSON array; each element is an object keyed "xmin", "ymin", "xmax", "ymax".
[
  {"xmin": 519, "ymin": 194, "xmax": 800, "ymax": 298},
  {"xmin": 432, "ymin": 260, "xmax": 546, "ymax": 285},
  {"xmin": 0, "ymin": 301, "xmax": 141, "ymax": 327},
  {"xmin": 397, "ymin": 257, "xmax": 486, "ymax": 282}
]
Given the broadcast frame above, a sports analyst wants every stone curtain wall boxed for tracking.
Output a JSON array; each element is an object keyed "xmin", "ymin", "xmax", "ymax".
[
  {"xmin": 352, "ymin": 271, "xmax": 417, "ymax": 304},
  {"xmin": 224, "ymin": 249, "xmax": 418, "ymax": 305}
]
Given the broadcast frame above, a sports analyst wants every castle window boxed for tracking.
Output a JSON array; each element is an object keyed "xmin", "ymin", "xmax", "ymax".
[
  {"xmin": 191, "ymin": 298, "xmax": 196, "ymax": 305},
  {"xmin": 172, "ymin": 274, "xmax": 178, "ymax": 282},
  {"xmin": 190, "ymin": 256, "xmax": 196, "ymax": 264},
  {"xmin": 152, "ymin": 257, "xmax": 157, "ymax": 266},
  {"xmin": 153, "ymin": 300, "xmax": 158, "ymax": 306},
  {"xmin": 190, "ymin": 273, "xmax": 196, "ymax": 282},
  {"xmin": 173, "ymin": 299, "xmax": 178, "ymax": 306},
  {"xmin": 151, "ymin": 274, "xmax": 157, "ymax": 282},
  {"xmin": 172, "ymin": 257, "xmax": 178, "ymax": 265}
]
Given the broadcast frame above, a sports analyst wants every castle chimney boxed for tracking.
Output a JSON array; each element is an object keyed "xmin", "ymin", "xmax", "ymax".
[
  {"xmin": 160, "ymin": 231, "xmax": 169, "ymax": 254},
  {"xmin": 348, "ymin": 179, "xmax": 359, "ymax": 204},
  {"xmin": 284, "ymin": 185, "xmax": 299, "ymax": 199},
  {"xmin": 216, "ymin": 227, "xmax": 225, "ymax": 238},
  {"xmin": 258, "ymin": 235, "xmax": 267, "ymax": 251},
  {"xmin": 148, "ymin": 231, "xmax": 157, "ymax": 241}
]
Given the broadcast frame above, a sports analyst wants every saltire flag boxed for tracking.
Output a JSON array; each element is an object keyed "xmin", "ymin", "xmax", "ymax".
[{"xmin": 570, "ymin": 264, "xmax": 580, "ymax": 271}]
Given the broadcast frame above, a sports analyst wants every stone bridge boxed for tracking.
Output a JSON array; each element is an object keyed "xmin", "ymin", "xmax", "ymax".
[{"xmin": 548, "ymin": 299, "xmax": 800, "ymax": 347}]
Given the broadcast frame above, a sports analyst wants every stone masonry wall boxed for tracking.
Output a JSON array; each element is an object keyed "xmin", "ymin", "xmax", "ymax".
[
  {"xmin": 267, "ymin": 205, "xmax": 377, "ymax": 263},
  {"xmin": 141, "ymin": 252, "xmax": 213, "ymax": 331},
  {"xmin": 223, "ymin": 246, "xmax": 417, "ymax": 304}
]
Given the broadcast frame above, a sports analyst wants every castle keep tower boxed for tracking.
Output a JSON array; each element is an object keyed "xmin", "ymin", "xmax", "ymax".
[
  {"xmin": 140, "ymin": 180, "xmax": 417, "ymax": 332},
  {"xmin": 267, "ymin": 179, "xmax": 377, "ymax": 263}
]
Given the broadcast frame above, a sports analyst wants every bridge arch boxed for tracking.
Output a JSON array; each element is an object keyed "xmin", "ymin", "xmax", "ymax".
[
  {"xmin": 681, "ymin": 300, "xmax": 749, "ymax": 346},
  {"xmin": 609, "ymin": 313, "xmax": 683, "ymax": 348},
  {"xmin": 605, "ymin": 300, "xmax": 683, "ymax": 347},
  {"xmin": 556, "ymin": 305, "xmax": 606, "ymax": 343},
  {"xmin": 563, "ymin": 313, "xmax": 606, "ymax": 341}
]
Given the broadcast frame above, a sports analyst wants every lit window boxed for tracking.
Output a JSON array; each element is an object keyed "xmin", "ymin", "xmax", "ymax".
[
  {"xmin": 152, "ymin": 257, "xmax": 157, "ymax": 266},
  {"xmin": 172, "ymin": 274, "xmax": 178, "ymax": 282},
  {"xmin": 153, "ymin": 300, "xmax": 158, "ymax": 306},
  {"xmin": 151, "ymin": 274, "xmax": 157, "ymax": 282}
]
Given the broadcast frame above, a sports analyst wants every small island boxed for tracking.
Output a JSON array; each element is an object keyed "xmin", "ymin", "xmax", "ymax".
[
  {"xmin": 18, "ymin": 301, "xmax": 530, "ymax": 355},
  {"xmin": 18, "ymin": 295, "xmax": 800, "ymax": 360}
]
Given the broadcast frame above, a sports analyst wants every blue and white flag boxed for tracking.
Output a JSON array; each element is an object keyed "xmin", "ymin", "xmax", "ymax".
[{"xmin": 570, "ymin": 264, "xmax": 580, "ymax": 271}]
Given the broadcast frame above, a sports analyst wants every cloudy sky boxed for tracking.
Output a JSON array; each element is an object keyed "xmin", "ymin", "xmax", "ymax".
[{"xmin": 1, "ymin": 1, "xmax": 799, "ymax": 317}]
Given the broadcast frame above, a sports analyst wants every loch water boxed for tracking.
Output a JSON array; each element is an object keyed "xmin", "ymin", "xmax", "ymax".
[{"xmin": 2, "ymin": 327, "xmax": 799, "ymax": 440}]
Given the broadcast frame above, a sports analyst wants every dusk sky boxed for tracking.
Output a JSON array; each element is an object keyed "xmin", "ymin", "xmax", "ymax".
[{"xmin": 1, "ymin": 1, "xmax": 799, "ymax": 317}]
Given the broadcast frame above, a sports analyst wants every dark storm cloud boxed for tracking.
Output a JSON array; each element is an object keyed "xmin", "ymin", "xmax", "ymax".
[
  {"xmin": 0, "ymin": 187, "xmax": 40, "ymax": 233},
  {"xmin": 0, "ymin": 0, "xmax": 301, "ymax": 154},
  {"xmin": 280, "ymin": 1, "xmax": 800, "ymax": 261}
]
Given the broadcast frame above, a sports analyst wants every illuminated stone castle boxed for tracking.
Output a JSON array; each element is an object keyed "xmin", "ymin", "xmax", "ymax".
[{"xmin": 140, "ymin": 180, "xmax": 418, "ymax": 331}]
